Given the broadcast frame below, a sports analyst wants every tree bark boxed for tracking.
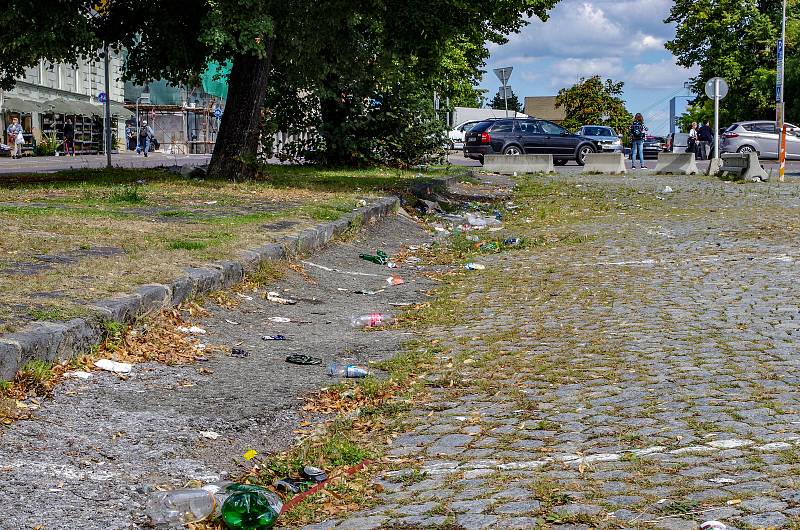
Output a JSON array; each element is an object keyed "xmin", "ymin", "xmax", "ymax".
[{"xmin": 207, "ymin": 43, "xmax": 273, "ymax": 180}]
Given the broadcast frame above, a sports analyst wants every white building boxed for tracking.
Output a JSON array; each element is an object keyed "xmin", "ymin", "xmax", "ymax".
[{"xmin": 1, "ymin": 52, "xmax": 128, "ymax": 155}]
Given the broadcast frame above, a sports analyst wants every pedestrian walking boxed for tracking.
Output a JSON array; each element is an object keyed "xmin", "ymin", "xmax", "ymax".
[
  {"xmin": 125, "ymin": 122, "xmax": 136, "ymax": 151},
  {"xmin": 630, "ymin": 113, "xmax": 648, "ymax": 169},
  {"xmin": 688, "ymin": 122, "xmax": 699, "ymax": 158},
  {"xmin": 138, "ymin": 120, "xmax": 154, "ymax": 157},
  {"xmin": 6, "ymin": 117, "xmax": 24, "ymax": 159},
  {"xmin": 698, "ymin": 121, "xmax": 713, "ymax": 160},
  {"xmin": 63, "ymin": 119, "xmax": 75, "ymax": 157}
]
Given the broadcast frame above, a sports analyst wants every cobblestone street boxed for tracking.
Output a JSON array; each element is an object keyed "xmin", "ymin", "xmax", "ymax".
[{"xmin": 319, "ymin": 175, "xmax": 800, "ymax": 529}]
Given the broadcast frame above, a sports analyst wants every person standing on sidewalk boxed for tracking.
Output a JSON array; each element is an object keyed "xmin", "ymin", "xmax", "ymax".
[
  {"xmin": 6, "ymin": 117, "xmax": 23, "ymax": 159},
  {"xmin": 688, "ymin": 122, "xmax": 699, "ymax": 158},
  {"xmin": 63, "ymin": 119, "xmax": 75, "ymax": 157},
  {"xmin": 698, "ymin": 121, "xmax": 713, "ymax": 160},
  {"xmin": 630, "ymin": 113, "xmax": 648, "ymax": 169},
  {"xmin": 138, "ymin": 120, "xmax": 154, "ymax": 157}
]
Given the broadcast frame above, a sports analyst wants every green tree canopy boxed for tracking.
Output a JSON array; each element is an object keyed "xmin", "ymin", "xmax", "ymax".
[
  {"xmin": 0, "ymin": 0, "xmax": 561, "ymax": 175},
  {"xmin": 555, "ymin": 76, "xmax": 632, "ymax": 135},
  {"xmin": 489, "ymin": 90, "xmax": 523, "ymax": 113},
  {"xmin": 666, "ymin": 0, "xmax": 800, "ymax": 124}
]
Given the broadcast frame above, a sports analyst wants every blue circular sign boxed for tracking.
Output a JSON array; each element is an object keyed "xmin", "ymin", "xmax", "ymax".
[
  {"xmin": 98, "ymin": 92, "xmax": 107, "ymax": 103},
  {"xmin": 214, "ymin": 107, "xmax": 222, "ymax": 118}
]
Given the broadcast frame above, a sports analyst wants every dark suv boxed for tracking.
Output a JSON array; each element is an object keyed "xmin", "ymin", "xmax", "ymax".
[{"xmin": 464, "ymin": 118, "xmax": 597, "ymax": 165}]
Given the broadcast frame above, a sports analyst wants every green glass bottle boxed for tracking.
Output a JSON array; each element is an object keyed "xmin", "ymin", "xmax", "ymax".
[{"xmin": 220, "ymin": 484, "xmax": 283, "ymax": 530}]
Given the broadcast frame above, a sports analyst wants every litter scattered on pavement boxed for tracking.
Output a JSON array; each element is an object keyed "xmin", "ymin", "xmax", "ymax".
[
  {"xmin": 64, "ymin": 370, "xmax": 92, "ymax": 380},
  {"xmin": 464, "ymin": 212, "xmax": 502, "ymax": 228},
  {"xmin": 359, "ymin": 249, "xmax": 389, "ymax": 265},
  {"xmin": 177, "ymin": 325, "xmax": 207, "ymax": 335},
  {"xmin": 301, "ymin": 465, "xmax": 328, "ymax": 483},
  {"xmin": 503, "ymin": 237, "xmax": 522, "ymax": 247},
  {"xmin": 230, "ymin": 347, "xmax": 250, "ymax": 358},
  {"xmin": 236, "ymin": 293, "xmax": 254, "ymax": 301},
  {"xmin": 302, "ymin": 260, "xmax": 381, "ymax": 277},
  {"xmin": 356, "ymin": 199, "xmax": 367, "ymax": 207},
  {"xmin": 354, "ymin": 289, "xmax": 384, "ymax": 295},
  {"xmin": 275, "ymin": 478, "xmax": 303, "ymax": 494},
  {"xmin": 464, "ymin": 263, "xmax": 486, "ymax": 270},
  {"xmin": 262, "ymin": 335, "xmax": 287, "ymax": 341},
  {"xmin": 94, "ymin": 359, "xmax": 132, "ymax": 374},
  {"xmin": 700, "ymin": 522, "xmax": 727, "ymax": 530},
  {"xmin": 389, "ymin": 302, "xmax": 413, "ymax": 307},
  {"xmin": 328, "ymin": 363, "xmax": 369, "ymax": 378},
  {"xmin": 267, "ymin": 291, "xmax": 297, "ymax": 305},
  {"xmin": 203, "ymin": 200, "xmax": 218, "ymax": 205},
  {"xmin": 386, "ymin": 261, "xmax": 399, "ymax": 269},
  {"xmin": 224, "ymin": 319, "xmax": 240, "ymax": 325},
  {"xmin": 350, "ymin": 313, "xmax": 394, "ymax": 328},
  {"xmin": 268, "ymin": 316, "xmax": 292, "ymax": 323},
  {"xmin": 386, "ymin": 275, "xmax": 405, "ymax": 286},
  {"xmin": 286, "ymin": 354, "xmax": 322, "ymax": 366},
  {"xmin": 200, "ymin": 431, "xmax": 220, "ymax": 440},
  {"xmin": 663, "ymin": 186, "xmax": 673, "ymax": 193}
]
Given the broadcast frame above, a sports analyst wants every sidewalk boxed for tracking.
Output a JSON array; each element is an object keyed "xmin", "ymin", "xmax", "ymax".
[{"xmin": 0, "ymin": 152, "xmax": 211, "ymax": 176}]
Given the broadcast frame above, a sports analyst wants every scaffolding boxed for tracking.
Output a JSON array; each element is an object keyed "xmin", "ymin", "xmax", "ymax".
[{"xmin": 125, "ymin": 101, "xmax": 220, "ymax": 155}]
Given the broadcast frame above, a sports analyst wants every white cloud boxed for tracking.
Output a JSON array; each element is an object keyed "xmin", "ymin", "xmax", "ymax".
[
  {"xmin": 629, "ymin": 58, "xmax": 700, "ymax": 89},
  {"xmin": 549, "ymin": 58, "xmax": 624, "ymax": 87}
]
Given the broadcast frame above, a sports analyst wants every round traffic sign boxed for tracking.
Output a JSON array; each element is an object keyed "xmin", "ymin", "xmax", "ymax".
[
  {"xmin": 704, "ymin": 77, "xmax": 729, "ymax": 99},
  {"xmin": 98, "ymin": 92, "xmax": 107, "ymax": 103}
]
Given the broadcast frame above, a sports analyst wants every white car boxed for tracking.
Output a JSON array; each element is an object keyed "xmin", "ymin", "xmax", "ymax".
[{"xmin": 448, "ymin": 120, "xmax": 483, "ymax": 149}]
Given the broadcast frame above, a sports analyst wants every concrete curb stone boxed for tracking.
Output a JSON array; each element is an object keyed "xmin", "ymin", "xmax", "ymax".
[{"xmin": 0, "ymin": 193, "xmax": 406, "ymax": 381}]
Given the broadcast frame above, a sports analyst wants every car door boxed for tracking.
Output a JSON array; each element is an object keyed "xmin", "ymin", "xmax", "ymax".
[
  {"xmin": 538, "ymin": 120, "xmax": 575, "ymax": 155},
  {"xmin": 487, "ymin": 119, "xmax": 515, "ymax": 153},
  {"xmin": 750, "ymin": 123, "xmax": 778, "ymax": 158},
  {"xmin": 517, "ymin": 119, "xmax": 544, "ymax": 153}
]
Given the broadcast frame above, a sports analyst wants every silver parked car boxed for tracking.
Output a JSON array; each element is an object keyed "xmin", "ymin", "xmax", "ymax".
[
  {"xmin": 577, "ymin": 125, "xmax": 623, "ymax": 153},
  {"xmin": 721, "ymin": 120, "xmax": 800, "ymax": 159}
]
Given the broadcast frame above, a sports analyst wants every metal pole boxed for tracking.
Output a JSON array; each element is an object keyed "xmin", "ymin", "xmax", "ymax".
[
  {"xmin": 103, "ymin": 43, "xmax": 111, "ymax": 168},
  {"xmin": 714, "ymin": 78, "xmax": 720, "ymax": 160},
  {"xmin": 136, "ymin": 98, "xmax": 140, "ymax": 153},
  {"xmin": 502, "ymin": 72, "xmax": 509, "ymax": 118},
  {"xmin": 779, "ymin": 0, "xmax": 787, "ymax": 181}
]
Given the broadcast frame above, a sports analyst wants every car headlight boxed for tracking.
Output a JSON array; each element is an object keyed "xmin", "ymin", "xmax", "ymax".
[{"xmin": 612, "ymin": 139, "xmax": 621, "ymax": 145}]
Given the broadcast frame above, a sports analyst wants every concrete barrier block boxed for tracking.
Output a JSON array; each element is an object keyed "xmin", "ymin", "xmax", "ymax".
[
  {"xmin": 0, "ymin": 339, "xmax": 21, "ymax": 381},
  {"xmin": 582, "ymin": 153, "xmax": 627, "ymax": 174},
  {"xmin": 211, "ymin": 260, "xmax": 244, "ymax": 287},
  {"xmin": 483, "ymin": 154, "xmax": 554, "ymax": 174},
  {"xmin": 185, "ymin": 267, "xmax": 223, "ymax": 295},
  {"xmin": 706, "ymin": 157, "xmax": 723, "ymax": 176},
  {"xmin": 654, "ymin": 153, "xmax": 700, "ymax": 175}
]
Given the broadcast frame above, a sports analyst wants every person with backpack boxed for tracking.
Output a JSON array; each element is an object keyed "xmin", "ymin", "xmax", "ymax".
[
  {"xmin": 630, "ymin": 113, "xmax": 648, "ymax": 169},
  {"xmin": 63, "ymin": 119, "xmax": 75, "ymax": 157},
  {"xmin": 138, "ymin": 120, "xmax": 154, "ymax": 157}
]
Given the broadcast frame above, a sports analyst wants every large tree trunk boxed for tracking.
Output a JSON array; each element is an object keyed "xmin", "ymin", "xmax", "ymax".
[{"xmin": 207, "ymin": 44, "xmax": 273, "ymax": 180}]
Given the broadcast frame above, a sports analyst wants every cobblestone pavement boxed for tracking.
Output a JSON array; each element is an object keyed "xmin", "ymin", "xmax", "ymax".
[{"xmin": 316, "ymin": 174, "xmax": 800, "ymax": 529}]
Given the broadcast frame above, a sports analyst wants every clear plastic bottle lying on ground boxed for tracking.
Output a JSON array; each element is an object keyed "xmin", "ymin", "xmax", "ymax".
[
  {"xmin": 328, "ymin": 363, "xmax": 369, "ymax": 378},
  {"xmin": 146, "ymin": 482, "xmax": 283, "ymax": 529},
  {"xmin": 350, "ymin": 313, "xmax": 394, "ymax": 328}
]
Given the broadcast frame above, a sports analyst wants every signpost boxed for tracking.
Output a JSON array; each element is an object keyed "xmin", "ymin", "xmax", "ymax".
[
  {"xmin": 494, "ymin": 67, "xmax": 513, "ymax": 117},
  {"xmin": 214, "ymin": 106, "xmax": 222, "ymax": 119},
  {"xmin": 777, "ymin": 0, "xmax": 788, "ymax": 181},
  {"xmin": 705, "ymin": 77, "xmax": 728, "ymax": 161}
]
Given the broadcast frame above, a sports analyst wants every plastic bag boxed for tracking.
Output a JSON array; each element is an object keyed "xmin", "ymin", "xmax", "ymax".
[{"xmin": 15, "ymin": 132, "xmax": 24, "ymax": 144}]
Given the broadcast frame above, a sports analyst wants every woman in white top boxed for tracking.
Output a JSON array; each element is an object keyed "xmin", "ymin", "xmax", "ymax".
[{"xmin": 688, "ymin": 122, "xmax": 699, "ymax": 156}]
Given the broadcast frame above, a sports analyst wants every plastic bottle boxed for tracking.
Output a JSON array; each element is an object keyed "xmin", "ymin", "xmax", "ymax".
[
  {"xmin": 328, "ymin": 363, "xmax": 369, "ymax": 378},
  {"xmin": 146, "ymin": 486, "xmax": 222, "ymax": 525},
  {"xmin": 221, "ymin": 484, "xmax": 283, "ymax": 530},
  {"xmin": 146, "ymin": 483, "xmax": 282, "ymax": 529},
  {"xmin": 350, "ymin": 313, "xmax": 394, "ymax": 328}
]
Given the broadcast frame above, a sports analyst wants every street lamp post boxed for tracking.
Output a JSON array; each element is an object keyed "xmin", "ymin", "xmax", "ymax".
[{"xmin": 777, "ymin": 0, "xmax": 788, "ymax": 181}]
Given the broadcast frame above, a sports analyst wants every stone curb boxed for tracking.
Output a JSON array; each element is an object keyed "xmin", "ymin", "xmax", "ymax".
[{"xmin": 0, "ymin": 195, "xmax": 401, "ymax": 381}]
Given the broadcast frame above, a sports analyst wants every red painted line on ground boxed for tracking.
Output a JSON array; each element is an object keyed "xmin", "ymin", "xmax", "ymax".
[{"xmin": 280, "ymin": 460, "xmax": 372, "ymax": 514}]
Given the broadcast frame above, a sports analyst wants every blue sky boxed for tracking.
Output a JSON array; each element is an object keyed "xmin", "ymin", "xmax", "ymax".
[{"xmin": 478, "ymin": 0, "xmax": 700, "ymax": 135}]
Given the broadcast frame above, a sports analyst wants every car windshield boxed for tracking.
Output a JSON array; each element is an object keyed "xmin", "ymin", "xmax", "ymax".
[
  {"xmin": 459, "ymin": 122, "xmax": 478, "ymax": 132},
  {"xmin": 582, "ymin": 127, "xmax": 613, "ymax": 137}
]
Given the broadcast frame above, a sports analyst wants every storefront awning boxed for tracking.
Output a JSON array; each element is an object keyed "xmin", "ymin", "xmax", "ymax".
[
  {"xmin": 42, "ymin": 98, "xmax": 104, "ymax": 116},
  {"xmin": 2, "ymin": 97, "xmax": 41, "ymax": 113},
  {"xmin": 109, "ymin": 102, "xmax": 130, "ymax": 116}
]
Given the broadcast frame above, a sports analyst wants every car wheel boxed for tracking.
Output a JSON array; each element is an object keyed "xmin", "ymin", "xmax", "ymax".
[
  {"xmin": 576, "ymin": 144, "xmax": 594, "ymax": 166},
  {"xmin": 503, "ymin": 145, "xmax": 522, "ymax": 156},
  {"xmin": 737, "ymin": 145, "xmax": 756, "ymax": 155},
  {"xmin": 554, "ymin": 159, "xmax": 568, "ymax": 166}
]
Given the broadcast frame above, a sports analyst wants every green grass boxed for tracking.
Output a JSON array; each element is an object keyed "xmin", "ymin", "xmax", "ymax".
[
  {"xmin": 108, "ymin": 185, "xmax": 145, "ymax": 203},
  {"xmin": 168, "ymin": 239, "xmax": 209, "ymax": 251}
]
